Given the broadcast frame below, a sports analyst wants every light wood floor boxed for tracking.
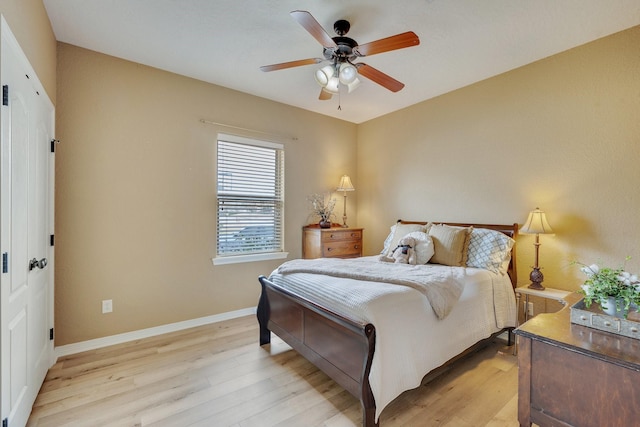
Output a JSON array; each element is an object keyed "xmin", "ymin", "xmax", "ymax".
[{"xmin": 28, "ymin": 315, "xmax": 521, "ymax": 427}]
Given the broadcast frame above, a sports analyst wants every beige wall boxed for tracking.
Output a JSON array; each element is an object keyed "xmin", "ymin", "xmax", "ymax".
[
  {"xmin": 55, "ymin": 43, "xmax": 357, "ymax": 345},
  {"xmin": 33, "ymin": 0, "xmax": 640, "ymax": 344},
  {"xmin": 358, "ymin": 25, "xmax": 640, "ymax": 290},
  {"xmin": 0, "ymin": 0, "xmax": 56, "ymax": 103}
]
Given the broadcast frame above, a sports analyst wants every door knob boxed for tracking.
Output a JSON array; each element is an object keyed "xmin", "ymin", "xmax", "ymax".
[{"xmin": 29, "ymin": 258, "xmax": 48, "ymax": 271}]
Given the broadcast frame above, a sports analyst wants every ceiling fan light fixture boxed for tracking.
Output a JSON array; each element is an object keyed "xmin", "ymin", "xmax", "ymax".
[
  {"xmin": 338, "ymin": 63, "xmax": 358, "ymax": 84},
  {"xmin": 261, "ymin": 11, "xmax": 421, "ymax": 100},
  {"xmin": 325, "ymin": 76, "xmax": 340, "ymax": 93},
  {"xmin": 347, "ymin": 77, "xmax": 361, "ymax": 93},
  {"xmin": 314, "ymin": 65, "xmax": 335, "ymax": 87}
]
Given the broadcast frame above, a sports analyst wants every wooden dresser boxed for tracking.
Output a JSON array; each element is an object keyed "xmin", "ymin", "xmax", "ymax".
[
  {"xmin": 302, "ymin": 225, "xmax": 363, "ymax": 259},
  {"xmin": 515, "ymin": 292, "xmax": 640, "ymax": 427}
]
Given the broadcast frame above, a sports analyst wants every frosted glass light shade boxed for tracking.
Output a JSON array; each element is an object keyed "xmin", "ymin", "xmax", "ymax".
[
  {"xmin": 314, "ymin": 65, "xmax": 335, "ymax": 87},
  {"xmin": 339, "ymin": 63, "xmax": 358, "ymax": 84},
  {"xmin": 325, "ymin": 76, "xmax": 340, "ymax": 93},
  {"xmin": 347, "ymin": 78, "xmax": 361, "ymax": 93}
]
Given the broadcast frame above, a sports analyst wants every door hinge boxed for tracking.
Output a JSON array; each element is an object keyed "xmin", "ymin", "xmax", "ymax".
[
  {"xmin": 50, "ymin": 139, "xmax": 57, "ymax": 153},
  {"xmin": 3, "ymin": 416, "xmax": 7, "ymax": 427},
  {"xmin": 2, "ymin": 253, "xmax": 7, "ymax": 273},
  {"xmin": 50, "ymin": 234, "xmax": 55, "ymax": 246},
  {"xmin": 2, "ymin": 85, "xmax": 8, "ymax": 106},
  {"xmin": 49, "ymin": 328, "xmax": 54, "ymax": 340}
]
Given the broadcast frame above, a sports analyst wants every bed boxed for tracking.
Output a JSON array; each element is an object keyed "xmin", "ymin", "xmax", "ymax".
[{"xmin": 257, "ymin": 221, "xmax": 518, "ymax": 426}]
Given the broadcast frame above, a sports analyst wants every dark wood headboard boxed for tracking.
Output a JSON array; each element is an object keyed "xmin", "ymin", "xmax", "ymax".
[{"xmin": 398, "ymin": 220, "xmax": 519, "ymax": 288}]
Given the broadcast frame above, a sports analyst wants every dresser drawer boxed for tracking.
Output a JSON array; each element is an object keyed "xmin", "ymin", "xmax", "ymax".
[
  {"xmin": 322, "ymin": 240, "xmax": 361, "ymax": 258},
  {"xmin": 322, "ymin": 229, "xmax": 362, "ymax": 242},
  {"xmin": 302, "ymin": 226, "xmax": 363, "ymax": 259}
]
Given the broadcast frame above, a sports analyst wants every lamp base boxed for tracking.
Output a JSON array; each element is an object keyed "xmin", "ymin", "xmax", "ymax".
[{"xmin": 528, "ymin": 267, "xmax": 545, "ymax": 290}]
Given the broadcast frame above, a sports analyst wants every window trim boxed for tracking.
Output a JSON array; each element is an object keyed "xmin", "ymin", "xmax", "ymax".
[
  {"xmin": 213, "ymin": 133, "xmax": 286, "ymax": 264},
  {"xmin": 212, "ymin": 251, "xmax": 288, "ymax": 266}
]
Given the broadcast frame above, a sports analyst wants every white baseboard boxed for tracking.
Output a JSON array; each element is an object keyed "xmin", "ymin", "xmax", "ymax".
[{"xmin": 54, "ymin": 306, "xmax": 257, "ymax": 359}]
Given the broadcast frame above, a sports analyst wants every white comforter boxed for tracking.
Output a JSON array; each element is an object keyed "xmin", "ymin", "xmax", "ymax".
[
  {"xmin": 269, "ymin": 257, "xmax": 516, "ymax": 421},
  {"xmin": 276, "ymin": 258, "xmax": 465, "ymax": 319}
]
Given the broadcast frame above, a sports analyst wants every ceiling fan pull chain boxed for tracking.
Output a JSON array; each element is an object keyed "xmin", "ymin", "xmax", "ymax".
[{"xmin": 337, "ymin": 89, "xmax": 342, "ymax": 110}]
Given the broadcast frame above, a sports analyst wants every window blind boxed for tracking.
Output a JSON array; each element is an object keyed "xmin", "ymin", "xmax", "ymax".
[{"xmin": 216, "ymin": 135, "xmax": 284, "ymax": 257}]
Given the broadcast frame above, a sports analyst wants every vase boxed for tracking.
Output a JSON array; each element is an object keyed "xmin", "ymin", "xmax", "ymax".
[
  {"xmin": 319, "ymin": 219, "xmax": 331, "ymax": 229},
  {"xmin": 599, "ymin": 297, "xmax": 623, "ymax": 318}
]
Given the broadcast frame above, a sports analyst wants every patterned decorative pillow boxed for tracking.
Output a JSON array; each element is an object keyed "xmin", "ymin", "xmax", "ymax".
[
  {"xmin": 466, "ymin": 228, "xmax": 515, "ymax": 274},
  {"xmin": 403, "ymin": 231, "xmax": 435, "ymax": 264},
  {"xmin": 381, "ymin": 223, "xmax": 428, "ymax": 256},
  {"xmin": 428, "ymin": 224, "xmax": 473, "ymax": 267}
]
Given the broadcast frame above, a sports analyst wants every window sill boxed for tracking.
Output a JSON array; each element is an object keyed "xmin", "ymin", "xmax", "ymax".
[{"xmin": 212, "ymin": 252, "xmax": 289, "ymax": 266}]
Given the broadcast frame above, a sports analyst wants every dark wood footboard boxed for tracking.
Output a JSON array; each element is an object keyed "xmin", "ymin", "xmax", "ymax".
[{"xmin": 257, "ymin": 275, "xmax": 378, "ymax": 427}]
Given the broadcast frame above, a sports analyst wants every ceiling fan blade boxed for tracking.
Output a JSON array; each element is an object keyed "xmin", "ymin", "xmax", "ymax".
[
  {"xmin": 260, "ymin": 58, "xmax": 323, "ymax": 72},
  {"xmin": 356, "ymin": 64, "xmax": 405, "ymax": 92},
  {"xmin": 319, "ymin": 89, "xmax": 332, "ymax": 100},
  {"xmin": 354, "ymin": 31, "xmax": 420, "ymax": 57},
  {"xmin": 290, "ymin": 10, "xmax": 338, "ymax": 48}
]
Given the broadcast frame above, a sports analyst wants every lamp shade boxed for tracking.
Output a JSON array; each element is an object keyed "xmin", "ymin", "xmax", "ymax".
[
  {"xmin": 521, "ymin": 208, "xmax": 553, "ymax": 234},
  {"xmin": 337, "ymin": 175, "xmax": 355, "ymax": 192}
]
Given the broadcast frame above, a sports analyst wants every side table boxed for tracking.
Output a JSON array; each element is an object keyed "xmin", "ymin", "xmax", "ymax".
[
  {"xmin": 513, "ymin": 286, "xmax": 571, "ymax": 355},
  {"xmin": 515, "ymin": 286, "xmax": 571, "ymax": 323}
]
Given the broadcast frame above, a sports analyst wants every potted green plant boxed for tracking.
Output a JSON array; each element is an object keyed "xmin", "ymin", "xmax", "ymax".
[{"xmin": 577, "ymin": 259, "xmax": 640, "ymax": 319}]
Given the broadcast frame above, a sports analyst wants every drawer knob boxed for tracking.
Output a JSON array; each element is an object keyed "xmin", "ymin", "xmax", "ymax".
[
  {"xmin": 354, "ymin": 245, "xmax": 359, "ymax": 249},
  {"xmin": 327, "ymin": 247, "xmax": 332, "ymax": 251}
]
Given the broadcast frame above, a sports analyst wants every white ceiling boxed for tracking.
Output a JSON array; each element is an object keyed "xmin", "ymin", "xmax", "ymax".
[{"xmin": 43, "ymin": 0, "xmax": 640, "ymax": 124}]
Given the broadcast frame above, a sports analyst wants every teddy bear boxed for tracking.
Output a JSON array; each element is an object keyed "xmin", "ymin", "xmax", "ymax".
[{"xmin": 380, "ymin": 236, "xmax": 417, "ymax": 264}]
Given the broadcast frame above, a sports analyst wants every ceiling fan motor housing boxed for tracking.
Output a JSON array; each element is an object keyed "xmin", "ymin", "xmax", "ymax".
[
  {"xmin": 324, "ymin": 36, "xmax": 358, "ymax": 62},
  {"xmin": 321, "ymin": 19, "xmax": 358, "ymax": 62}
]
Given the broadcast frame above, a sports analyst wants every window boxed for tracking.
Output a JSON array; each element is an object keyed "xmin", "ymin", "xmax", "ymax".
[{"xmin": 214, "ymin": 134, "xmax": 286, "ymax": 264}]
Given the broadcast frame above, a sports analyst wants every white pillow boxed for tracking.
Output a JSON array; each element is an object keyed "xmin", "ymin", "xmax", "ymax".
[
  {"xmin": 403, "ymin": 231, "xmax": 435, "ymax": 264},
  {"xmin": 466, "ymin": 228, "xmax": 515, "ymax": 274},
  {"xmin": 381, "ymin": 223, "xmax": 427, "ymax": 255}
]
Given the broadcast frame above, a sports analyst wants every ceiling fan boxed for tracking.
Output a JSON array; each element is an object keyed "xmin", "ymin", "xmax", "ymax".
[{"xmin": 260, "ymin": 10, "xmax": 420, "ymax": 100}]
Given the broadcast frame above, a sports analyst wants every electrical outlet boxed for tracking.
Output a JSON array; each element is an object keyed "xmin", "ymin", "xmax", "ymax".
[
  {"xmin": 527, "ymin": 301, "xmax": 534, "ymax": 316},
  {"xmin": 102, "ymin": 299, "xmax": 113, "ymax": 314}
]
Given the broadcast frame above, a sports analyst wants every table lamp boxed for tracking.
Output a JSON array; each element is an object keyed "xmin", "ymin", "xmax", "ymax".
[
  {"xmin": 336, "ymin": 175, "xmax": 355, "ymax": 228},
  {"xmin": 520, "ymin": 207, "xmax": 554, "ymax": 290}
]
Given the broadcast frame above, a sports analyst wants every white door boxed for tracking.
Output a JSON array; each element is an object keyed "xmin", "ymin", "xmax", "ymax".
[{"xmin": 0, "ymin": 17, "xmax": 55, "ymax": 427}]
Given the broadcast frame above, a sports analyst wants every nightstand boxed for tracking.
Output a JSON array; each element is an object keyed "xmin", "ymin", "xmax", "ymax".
[
  {"xmin": 302, "ymin": 225, "xmax": 363, "ymax": 259},
  {"xmin": 513, "ymin": 286, "xmax": 571, "ymax": 356},
  {"xmin": 515, "ymin": 285, "xmax": 571, "ymax": 323}
]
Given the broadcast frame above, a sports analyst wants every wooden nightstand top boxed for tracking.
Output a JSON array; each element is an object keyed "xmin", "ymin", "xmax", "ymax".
[{"xmin": 303, "ymin": 224, "xmax": 363, "ymax": 231}]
